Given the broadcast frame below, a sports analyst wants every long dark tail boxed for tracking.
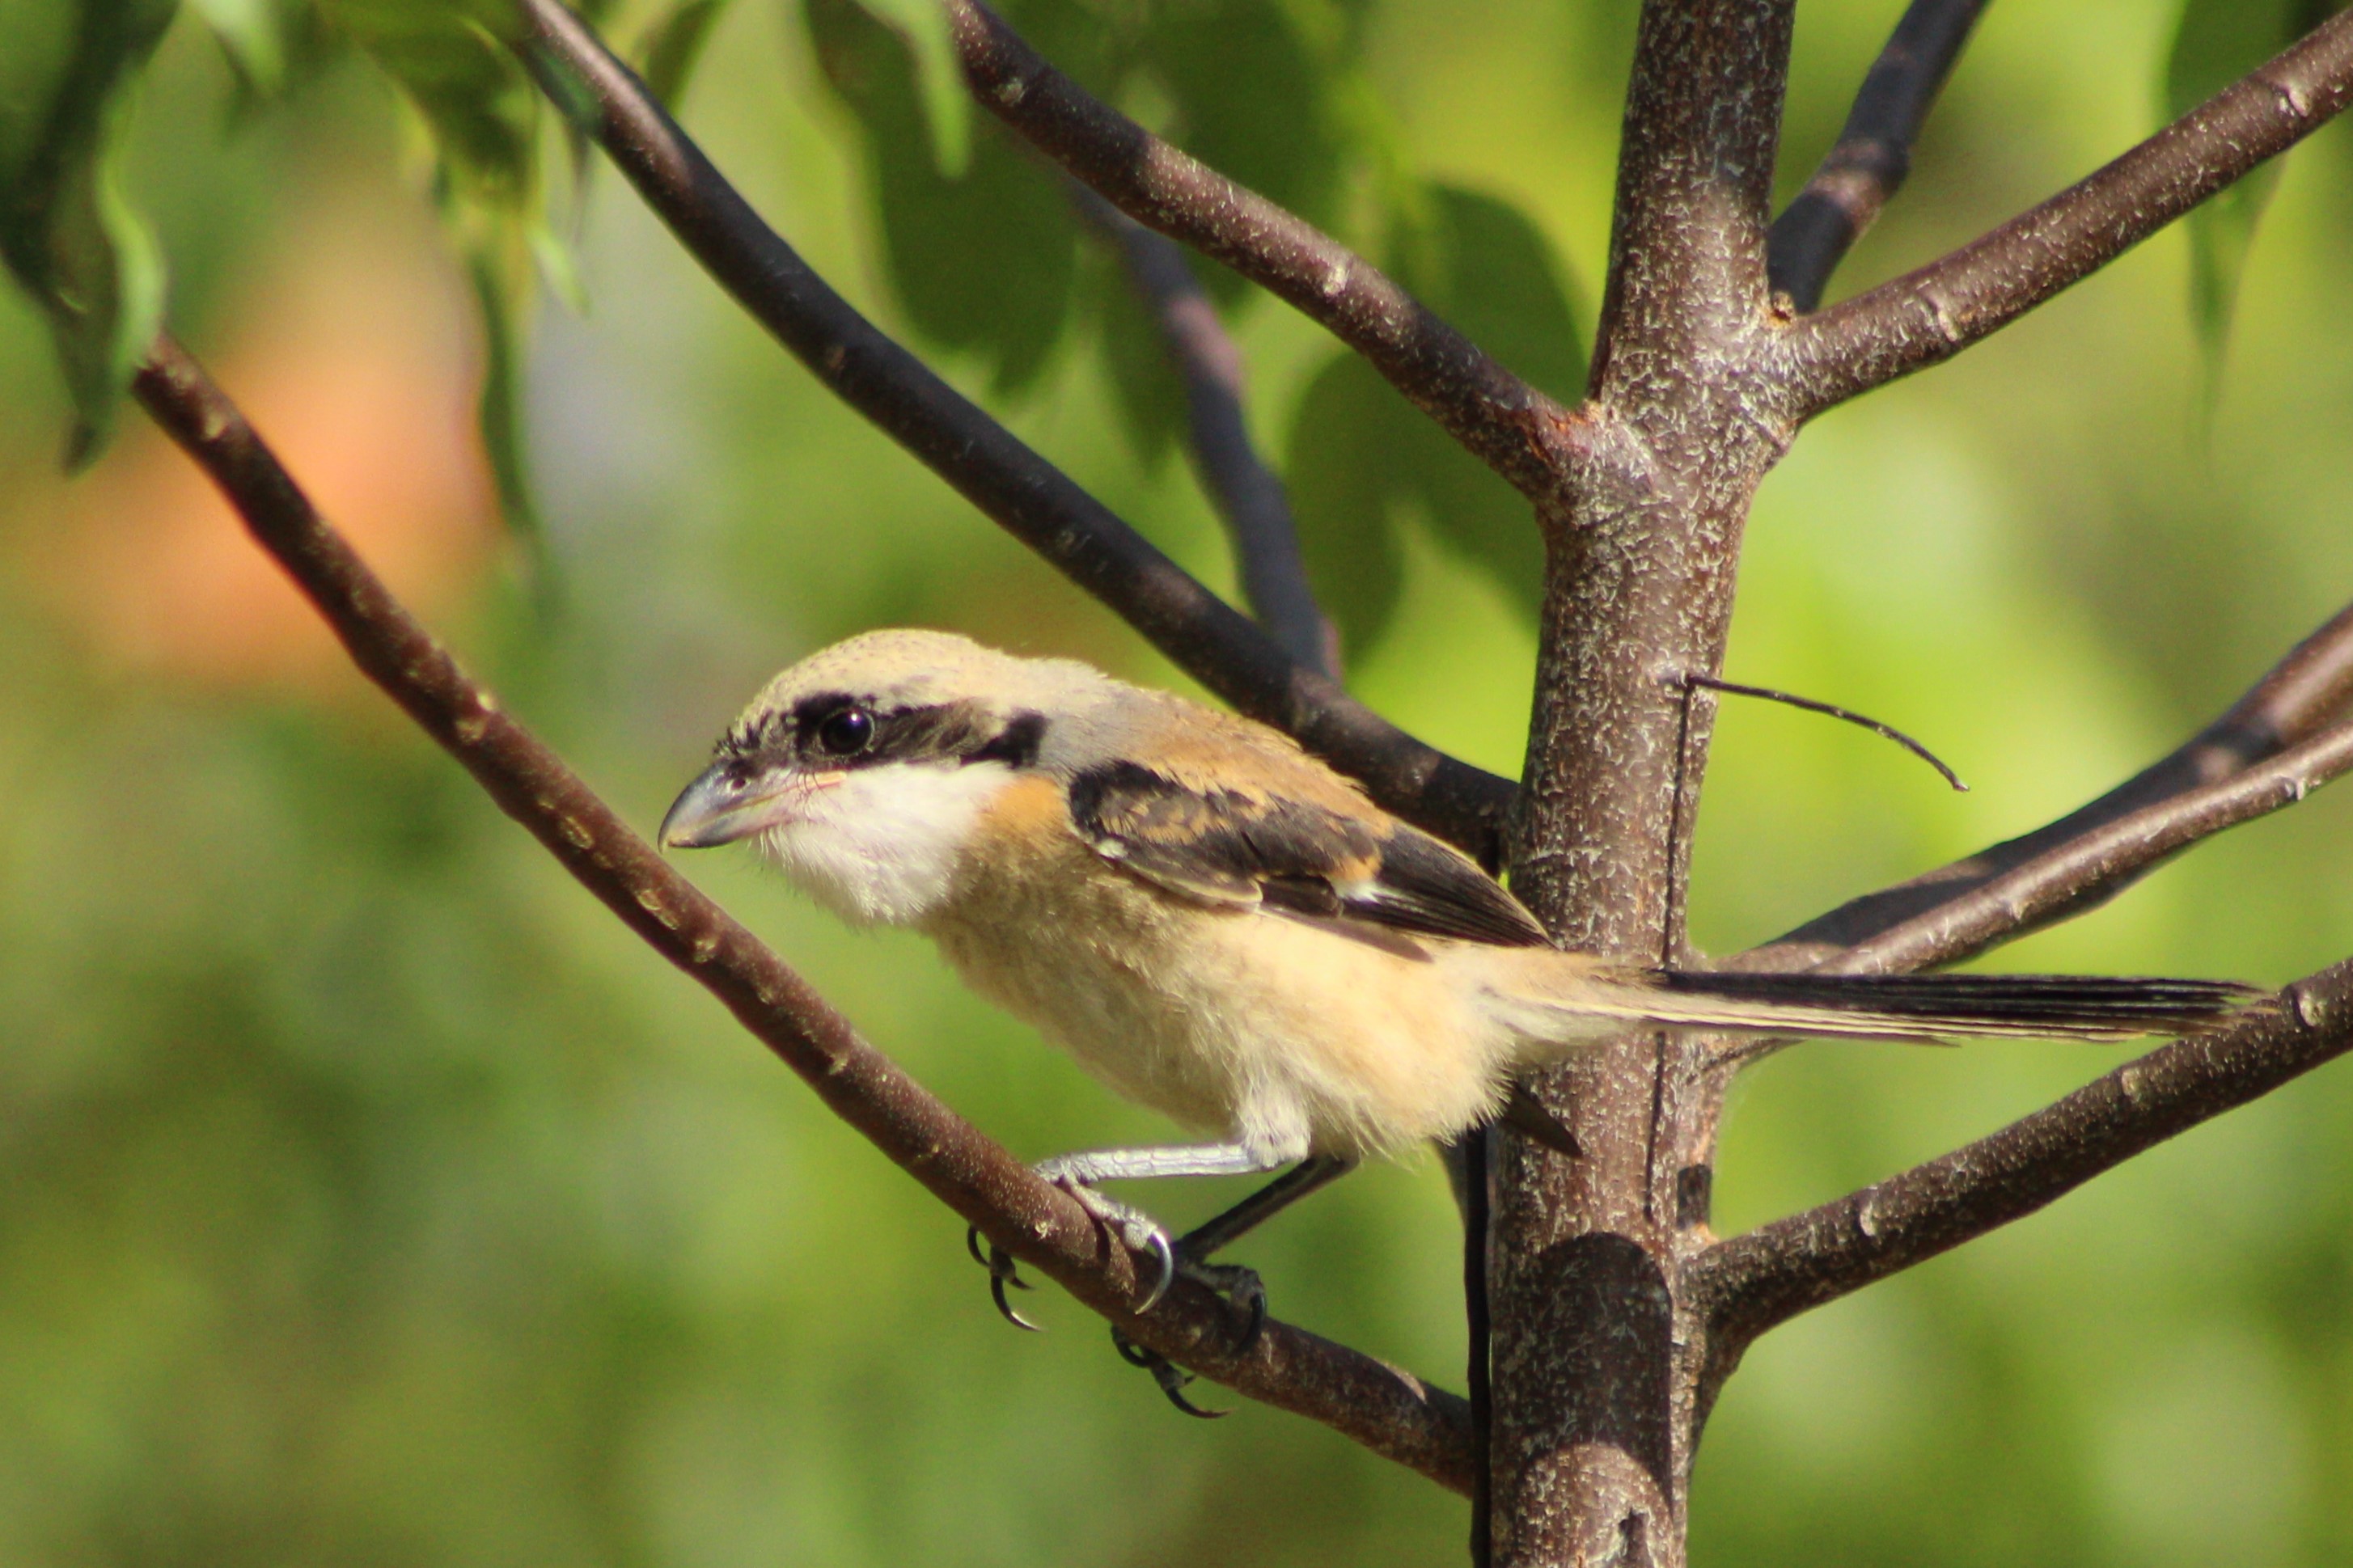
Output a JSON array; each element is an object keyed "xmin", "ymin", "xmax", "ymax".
[{"xmin": 1650, "ymin": 970, "xmax": 2269, "ymax": 1042}]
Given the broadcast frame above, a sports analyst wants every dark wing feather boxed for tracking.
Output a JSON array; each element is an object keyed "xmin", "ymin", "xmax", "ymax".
[
  {"xmin": 1346, "ymin": 828, "xmax": 1555, "ymax": 946},
  {"xmin": 1067, "ymin": 761, "xmax": 1554, "ymax": 948}
]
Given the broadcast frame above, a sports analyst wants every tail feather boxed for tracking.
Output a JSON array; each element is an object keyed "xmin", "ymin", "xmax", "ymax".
[{"xmin": 1647, "ymin": 970, "xmax": 2268, "ymax": 1042}]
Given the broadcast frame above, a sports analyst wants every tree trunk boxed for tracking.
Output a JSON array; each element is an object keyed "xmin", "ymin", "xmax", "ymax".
[{"xmin": 1490, "ymin": 2, "xmax": 1796, "ymax": 1561}]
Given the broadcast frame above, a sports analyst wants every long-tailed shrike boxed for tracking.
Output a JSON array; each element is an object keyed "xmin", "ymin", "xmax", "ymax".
[{"xmin": 659, "ymin": 629, "xmax": 2259, "ymax": 1370}]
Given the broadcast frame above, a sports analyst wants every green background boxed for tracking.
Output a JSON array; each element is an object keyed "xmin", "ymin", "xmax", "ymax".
[{"xmin": 5, "ymin": 0, "xmax": 2353, "ymax": 1562}]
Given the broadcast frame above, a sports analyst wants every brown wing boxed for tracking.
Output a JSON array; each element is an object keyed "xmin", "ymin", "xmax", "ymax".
[{"xmin": 1066, "ymin": 759, "xmax": 1554, "ymax": 948}]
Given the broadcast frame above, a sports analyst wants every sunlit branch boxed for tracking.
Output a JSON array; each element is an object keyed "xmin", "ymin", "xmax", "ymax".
[
  {"xmin": 130, "ymin": 332, "xmax": 1478, "ymax": 1496},
  {"xmin": 1785, "ymin": 9, "xmax": 2353, "ymax": 415},
  {"xmin": 508, "ymin": 0, "xmax": 1512, "ymax": 859},
  {"xmin": 941, "ymin": 0, "xmax": 1588, "ymax": 502},
  {"xmin": 1746, "ymin": 597, "xmax": 2353, "ymax": 974},
  {"xmin": 1072, "ymin": 188, "xmax": 1340, "ymax": 678},
  {"xmin": 1767, "ymin": 0, "xmax": 1989, "ymax": 312},
  {"xmin": 1689, "ymin": 957, "xmax": 2351, "ymax": 1362},
  {"xmin": 1585, "ymin": 0, "xmax": 1794, "ymax": 395}
]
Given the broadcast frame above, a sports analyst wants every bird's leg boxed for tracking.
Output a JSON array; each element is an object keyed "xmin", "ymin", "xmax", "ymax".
[
  {"xmin": 1164, "ymin": 1153, "xmax": 1356, "ymax": 1352},
  {"xmin": 968, "ymin": 1142, "xmax": 1290, "ymax": 1323},
  {"xmin": 970, "ymin": 1148, "xmax": 1357, "ymax": 1417}
]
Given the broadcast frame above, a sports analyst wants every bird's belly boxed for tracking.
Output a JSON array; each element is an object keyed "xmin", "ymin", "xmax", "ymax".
[{"xmin": 923, "ymin": 860, "xmax": 1509, "ymax": 1160}]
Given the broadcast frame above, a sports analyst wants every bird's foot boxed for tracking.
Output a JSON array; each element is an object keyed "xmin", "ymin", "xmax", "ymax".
[
  {"xmin": 1174, "ymin": 1254, "xmax": 1268, "ymax": 1355},
  {"xmin": 1103, "ymin": 1248, "xmax": 1268, "ymax": 1417},
  {"xmin": 963, "ymin": 1164, "xmax": 1179, "ymax": 1329},
  {"xmin": 964, "ymin": 1224, "xmax": 1040, "ymax": 1331},
  {"xmin": 1031, "ymin": 1158, "xmax": 1180, "ymax": 1310},
  {"xmin": 1111, "ymin": 1325, "xmax": 1227, "ymax": 1418}
]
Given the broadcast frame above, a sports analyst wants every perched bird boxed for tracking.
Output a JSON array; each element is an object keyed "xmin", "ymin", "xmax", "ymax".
[{"xmin": 660, "ymin": 629, "xmax": 2260, "ymax": 1376}]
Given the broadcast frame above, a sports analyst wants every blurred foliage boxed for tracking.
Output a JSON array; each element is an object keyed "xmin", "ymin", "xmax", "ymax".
[
  {"xmin": 2162, "ymin": 0, "xmax": 2343, "ymax": 421},
  {"xmin": 1287, "ymin": 183, "xmax": 1581, "ymax": 655},
  {"xmin": 2, "ymin": 0, "xmax": 2353, "ymax": 1564},
  {"xmin": 0, "ymin": 0, "xmax": 173, "ymax": 463}
]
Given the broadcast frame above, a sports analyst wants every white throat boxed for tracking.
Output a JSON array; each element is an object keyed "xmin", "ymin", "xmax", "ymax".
[{"xmin": 760, "ymin": 761, "xmax": 1017, "ymax": 927}]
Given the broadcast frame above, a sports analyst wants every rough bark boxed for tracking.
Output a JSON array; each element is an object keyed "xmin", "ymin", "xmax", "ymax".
[{"xmin": 1491, "ymin": 3, "xmax": 1796, "ymax": 1561}]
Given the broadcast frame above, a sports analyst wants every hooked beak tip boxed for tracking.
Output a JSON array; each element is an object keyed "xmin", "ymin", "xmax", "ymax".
[{"xmin": 659, "ymin": 763, "xmax": 790, "ymax": 851}]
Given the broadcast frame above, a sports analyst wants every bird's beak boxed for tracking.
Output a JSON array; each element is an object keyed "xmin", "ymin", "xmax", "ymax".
[{"xmin": 659, "ymin": 763, "xmax": 800, "ymax": 849}]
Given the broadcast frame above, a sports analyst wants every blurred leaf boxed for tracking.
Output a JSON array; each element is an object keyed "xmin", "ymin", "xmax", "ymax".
[
  {"xmin": 1284, "ymin": 184, "xmax": 1580, "ymax": 653},
  {"xmin": 1285, "ymin": 353, "xmax": 1407, "ymax": 653},
  {"xmin": 328, "ymin": 0, "xmax": 537, "ymax": 204},
  {"xmin": 1405, "ymin": 186, "xmax": 1585, "ymax": 404},
  {"xmin": 1119, "ymin": 0, "xmax": 1372, "ymax": 310},
  {"xmin": 850, "ymin": 0, "xmax": 969, "ymax": 175},
  {"xmin": 193, "ymin": 0, "xmax": 341, "ymax": 118},
  {"xmin": 633, "ymin": 0, "xmax": 730, "ymax": 108},
  {"xmin": 808, "ymin": 0, "xmax": 1073, "ymax": 394},
  {"xmin": 2164, "ymin": 0, "xmax": 2342, "ymax": 414},
  {"xmin": 1083, "ymin": 240, "xmax": 1187, "ymax": 471},
  {"xmin": 188, "ymin": 0, "xmax": 290, "ymax": 91},
  {"xmin": 0, "ymin": 0, "xmax": 175, "ymax": 466},
  {"xmin": 1138, "ymin": 0, "xmax": 1345, "ymax": 265},
  {"xmin": 327, "ymin": 0, "xmax": 556, "ymax": 558},
  {"xmin": 467, "ymin": 248, "xmax": 549, "ymax": 595}
]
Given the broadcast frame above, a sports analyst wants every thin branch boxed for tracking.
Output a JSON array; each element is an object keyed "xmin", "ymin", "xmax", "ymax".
[
  {"xmin": 129, "ymin": 332, "xmax": 1476, "ymax": 1495},
  {"xmin": 1807, "ymin": 714, "xmax": 2353, "ymax": 979},
  {"xmin": 1745, "ymin": 597, "xmax": 2353, "ymax": 973},
  {"xmin": 1071, "ymin": 186, "xmax": 1340, "ymax": 678},
  {"xmin": 940, "ymin": 0, "xmax": 1590, "ymax": 502},
  {"xmin": 1689, "ymin": 957, "xmax": 2353, "ymax": 1355},
  {"xmin": 1767, "ymin": 0, "xmax": 1989, "ymax": 312},
  {"xmin": 510, "ymin": 0, "xmax": 1513, "ymax": 861},
  {"xmin": 1785, "ymin": 9, "xmax": 2353, "ymax": 416}
]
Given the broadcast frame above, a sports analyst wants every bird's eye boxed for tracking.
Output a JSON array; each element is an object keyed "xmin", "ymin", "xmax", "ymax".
[{"xmin": 815, "ymin": 705, "xmax": 876, "ymax": 757}]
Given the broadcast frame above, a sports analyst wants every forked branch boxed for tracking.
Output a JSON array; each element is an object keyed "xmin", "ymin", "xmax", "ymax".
[
  {"xmin": 1691, "ymin": 959, "xmax": 2352, "ymax": 1358},
  {"xmin": 940, "ymin": 0, "xmax": 1589, "ymax": 501},
  {"xmin": 510, "ymin": 0, "xmax": 1513, "ymax": 859},
  {"xmin": 131, "ymin": 332, "xmax": 1477, "ymax": 1496},
  {"xmin": 1767, "ymin": 0, "xmax": 1989, "ymax": 311},
  {"xmin": 1786, "ymin": 9, "xmax": 2353, "ymax": 414}
]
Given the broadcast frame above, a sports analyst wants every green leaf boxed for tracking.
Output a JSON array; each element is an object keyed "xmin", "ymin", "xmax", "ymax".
[
  {"xmin": 849, "ymin": 0, "xmax": 969, "ymax": 177},
  {"xmin": 1119, "ymin": 0, "xmax": 1365, "ymax": 309},
  {"xmin": 807, "ymin": 0, "xmax": 1073, "ymax": 394},
  {"xmin": 1083, "ymin": 239, "xmax": 1187, "ymax": 471},
  {"xmin": 1284, "ymin": 353, "xmax": 1407, "ymax": 654},
  {"xmin": 466, "ymin": 249, "xmax": 548, "ymax": 586},
  {"xmin": 632, "ymin": 0, "xmax": 730, "ymax": 108},
  {"xmin": 2163, "ymin": 0, "xmax": 2342, "ymax": 412},
  {"xmin": 0, "ymin": 0, "xmax": 176, "ymax": 466},
  {"xmin": 1138, "ymin": 0, "xmax": 1345, "ymax": 241},
  {"xmin": 1403, "ymin": 185, "xmax": 1585, "ymax": 404},
  {"xmin": 187, "ymin": 0, "xmax": 288, "ymax": 91},
  {"xmin": 328, "ymin": 0, "xmax": 557, "ymax": 556},
  {"xmin": 331, "ymin": 0, "xmax": 538, "ymax": 205},
  {"xmin": 1284, "ymin": 182, "xmax": 1579, "ymax": 653}
]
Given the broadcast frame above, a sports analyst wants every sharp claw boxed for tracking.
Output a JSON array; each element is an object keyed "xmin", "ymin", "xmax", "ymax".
[
  {"xmin": 1160, "ymin": 1379, "xmax": 1229, "ymax": 1419},
  {"xmin": 988, "ymin": 1240, "xmax": 1039, "ymax": 1329},
  {"xmin": 1135, "ymin": 1228, "xmax": 1176, "ymax": 1312},
  {"xmin": 1233, "ymin": 1285, "xmax": 1267, "ymax": 1358},
  {"xmin": 970, "ymin": 1231, "xmax": 1035, "ymax": 1291},
  {"xmin": 990, "ymin": 1261, "xmax": 1042, "ymax": 1332},
  {"xmin": 970, "ymin": 1224, "xmax": 1038, "ymax": 1328},
  {"xmin": 1109, "ymin": 1328, "xmax": 1229, "ymax": 1418}
]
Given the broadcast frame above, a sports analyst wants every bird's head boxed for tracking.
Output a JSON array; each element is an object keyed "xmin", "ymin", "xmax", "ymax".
[{"xmin": 659, "ymin": 629, "xmax": 1113, "ymax": 926}]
